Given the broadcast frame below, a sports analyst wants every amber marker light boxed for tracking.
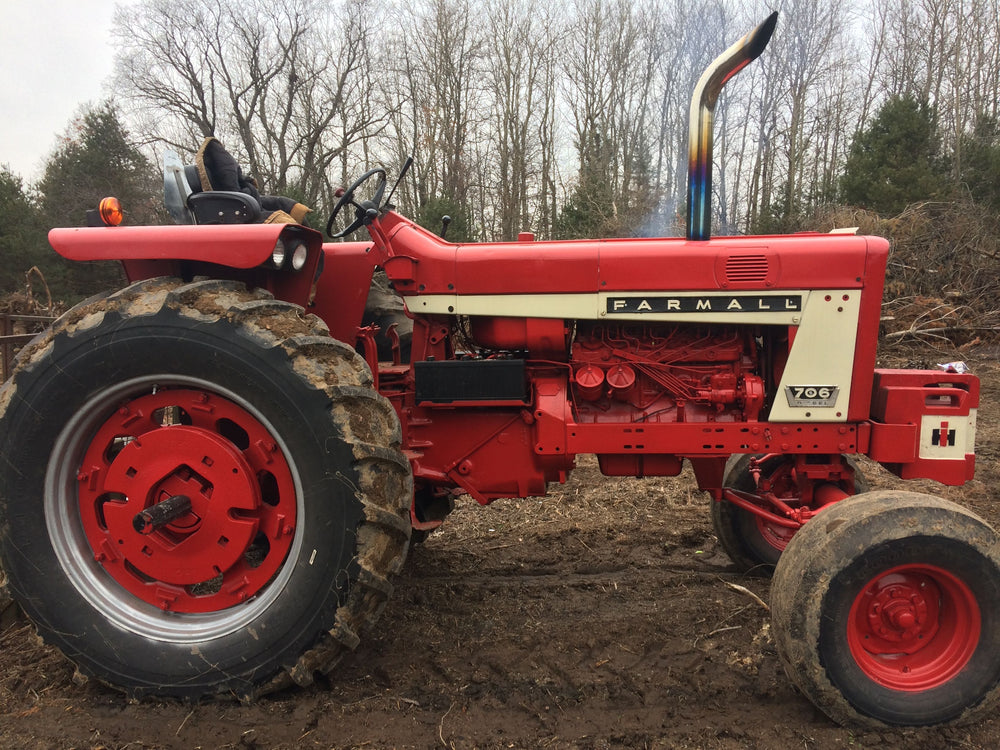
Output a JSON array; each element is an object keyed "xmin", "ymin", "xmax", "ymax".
[{"xmin": 99, "ymin": 197, "xmax": 124, "ymax": 226}]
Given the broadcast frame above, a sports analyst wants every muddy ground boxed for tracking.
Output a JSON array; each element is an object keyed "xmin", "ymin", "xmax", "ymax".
[{"xmin": 1, "ymin": 351, "xmax": 998, "ymax": 749}]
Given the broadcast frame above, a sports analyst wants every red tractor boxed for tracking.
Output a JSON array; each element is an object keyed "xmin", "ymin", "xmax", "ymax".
[{"xmin": 0, "ymin": 13, "xmax": 996, "ymax": 728}]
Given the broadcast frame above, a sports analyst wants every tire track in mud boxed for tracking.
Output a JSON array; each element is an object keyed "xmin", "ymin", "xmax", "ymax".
[{"xmin": 313, "ymin": 523, "xmax": 782, "ymax": 749}]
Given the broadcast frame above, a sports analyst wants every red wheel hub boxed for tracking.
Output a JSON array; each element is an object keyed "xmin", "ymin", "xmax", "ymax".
[
  {"xmin": 847, "ymin": 565, "xmax": 980, "ymax": 691},
  {"xmin": 77, "ymin": 389, "xmax": 297, "ymax": 612}
]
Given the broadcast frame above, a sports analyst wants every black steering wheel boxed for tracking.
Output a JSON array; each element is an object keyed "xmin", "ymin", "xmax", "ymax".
[{"xmin": 326, "ymin": 167, "xmax": 388, "ymax": 238}]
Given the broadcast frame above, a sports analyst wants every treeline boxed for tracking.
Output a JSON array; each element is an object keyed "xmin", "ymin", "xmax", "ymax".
[
  {"xmin": 106, "ymin": 0, "xmax": 1000, "ymax": 238},
  {"xmin": 3, "ymin": 0, "xmax": 1000, "ymax": 310}
]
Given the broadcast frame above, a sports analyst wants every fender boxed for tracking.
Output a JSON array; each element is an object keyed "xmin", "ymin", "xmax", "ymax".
[
  {"xmin": 48, "ymin": 223, "xmax": 323, "ymax": 268},
  {"xmin": 48, "ymin": 223, "xmax": 372, "ymax": 313}
]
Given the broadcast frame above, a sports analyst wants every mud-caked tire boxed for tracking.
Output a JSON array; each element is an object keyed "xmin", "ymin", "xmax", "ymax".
[
  {"xmin": 771, "ymin": 491, "xmax": 1000, "ymax": 727},
  {"xmin": 712, "ymin": 454, "xmax": 868, "ymax": 575},
  {"xmin": 0, "ymin": 277, "xmax": 411, "ymax": 700}
]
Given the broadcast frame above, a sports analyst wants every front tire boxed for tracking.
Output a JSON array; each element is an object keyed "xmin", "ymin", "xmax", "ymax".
[
  {"xmin": 712, "ymin": 454, "xmax": 868, "ymax": 574},
  {"xmin": 0, "ymin": 278, "xmax": 411, "ymax": 699},
  {"xmin": 771, "ymin": 491, "xmax": 1000, "ymax": 727}
]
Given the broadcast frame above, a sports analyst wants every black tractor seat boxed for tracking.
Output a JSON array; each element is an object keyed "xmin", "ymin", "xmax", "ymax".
[{"xmin": 163, "ymin": 138, "xmax": 311, "ymax": 226}]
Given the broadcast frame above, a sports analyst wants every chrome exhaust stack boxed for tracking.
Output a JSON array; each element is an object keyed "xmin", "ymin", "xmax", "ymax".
[{"xmin": 686, "ymin": 11, "xmax": 778, "ymax": 241}]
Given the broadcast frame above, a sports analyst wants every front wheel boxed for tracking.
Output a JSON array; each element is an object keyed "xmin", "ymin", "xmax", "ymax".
[
  {"xmin": 712, "ymin": 454, "xmax": 868, "ymax": 574},
  {"xmin": 0, "ymin": 278, "xmax": 411, "ymax": 699},
  {"xmin": 771, "ymin": 491, "xmax": 1000, "ymax": 727}
]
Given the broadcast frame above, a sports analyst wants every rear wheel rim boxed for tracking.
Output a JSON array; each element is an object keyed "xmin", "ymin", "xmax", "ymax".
[
  {"xmin": 846, "ymin": 564, "xmax": 980, "ymax": 691},
  {"xmin": 46, "ymin": 375, "xmax": 304, "ymax": 642}
]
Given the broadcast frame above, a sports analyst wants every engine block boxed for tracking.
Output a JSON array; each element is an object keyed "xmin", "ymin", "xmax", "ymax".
[{"xmin": 571, "ymin": 323, "xmax": 765, "ymax": 423}]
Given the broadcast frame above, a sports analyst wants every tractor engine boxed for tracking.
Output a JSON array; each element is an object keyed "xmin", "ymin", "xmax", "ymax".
[{"xmin": 570, "ymin": 322, "xmax": 765, "ymax": 425}]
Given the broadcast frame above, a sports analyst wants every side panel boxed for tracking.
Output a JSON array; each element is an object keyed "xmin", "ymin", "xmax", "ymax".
[
  {"xmin": 768, "ymin": 290, "xmax": 860, "ymax": 422},
  {"xmin": 308, "ymin": 242, "xmax": 377, "ymax": 345},
  {"xmin": 846, "ymin": 237, "xmax": 890, "ymax": 421}
]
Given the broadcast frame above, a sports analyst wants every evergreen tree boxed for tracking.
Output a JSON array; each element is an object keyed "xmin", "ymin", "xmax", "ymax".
[
  {"xmin": 37, "ymin": 102, "xmax": 161, "ymax": 300},
  {"xmin": 0, "ymin": 166, "xmax": 48, "ymax": 296},
  {"xmin": 555, "ymin": 129, "xmax": 657, "ymax": 240},
  {"xmin": 556, "ymin": 129, "xmax": 615, "ymax": 239},
  {"xmin": 839, "ymin": 96, "xmax": 945, "ymax": 216},
  {"xmin": 555, "ymin": 169, "xmax": 618, "ymax": 239},
  {"xmin": 414, "ymin": 196, "xmax": 473, "ymax": 243},
  {"xmin": 958, "ymin": 115, "xmax": 1000, "ymax": 212}
]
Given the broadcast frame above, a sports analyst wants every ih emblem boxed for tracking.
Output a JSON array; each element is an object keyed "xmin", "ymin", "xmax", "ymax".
[{"xmin": 932, "ymin": 421, "xmax": 957, "ymax": 447}]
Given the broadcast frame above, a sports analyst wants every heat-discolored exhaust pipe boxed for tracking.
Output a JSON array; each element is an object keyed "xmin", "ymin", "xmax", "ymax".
[{"xmin": 687, "ymin": 11, "xmax": 778, "ymax": 241}]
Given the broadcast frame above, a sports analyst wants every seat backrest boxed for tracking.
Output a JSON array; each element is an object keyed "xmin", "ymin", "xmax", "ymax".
[{"xmin": 163, "ymin": 149, "xmax": 261, "ymax": 225}]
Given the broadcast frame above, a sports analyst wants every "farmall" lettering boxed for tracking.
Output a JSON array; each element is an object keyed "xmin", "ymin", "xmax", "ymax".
[{"xmin": 607, "ymin": 295, "xmax": 802, "ymax": 314}]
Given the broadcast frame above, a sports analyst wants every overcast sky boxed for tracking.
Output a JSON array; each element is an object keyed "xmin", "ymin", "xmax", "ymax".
[{"xmin": 1, "ymin": 1, "xmax": 132, "ymax": 182}]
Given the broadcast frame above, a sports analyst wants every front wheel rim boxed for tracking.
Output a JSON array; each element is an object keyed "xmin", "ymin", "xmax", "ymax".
[
  {"xmin": 846, "ymin": 564, "xmax": 981, "ymax": 691},
  {"xmin": 46, "ymin": 376, "xmax": 304, "ymax": 642}
]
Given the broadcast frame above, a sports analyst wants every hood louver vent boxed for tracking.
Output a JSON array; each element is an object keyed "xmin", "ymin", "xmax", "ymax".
[{"xmin": 725, "ymin": 254, "xmax": 770, "ymax": 283}]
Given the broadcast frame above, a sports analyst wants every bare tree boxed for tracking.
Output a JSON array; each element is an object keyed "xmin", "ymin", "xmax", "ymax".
[
  {"xmin": 113, "ymin": 0, "xmax": 385, "ymax": 210},
  {"xmin": 480, "ymin": 0, "xmax": 560, "ymax": 239},
  {"xmin": 559, "ymin": 0, "xmax": 660, "ymax": 237},
  {"xmin": 380, "ymin": 0, "xmax": 485, "ymax": 237},
  {"xmin": 107, "ymin": 0, "xmax": 998, "ymax": 241}
]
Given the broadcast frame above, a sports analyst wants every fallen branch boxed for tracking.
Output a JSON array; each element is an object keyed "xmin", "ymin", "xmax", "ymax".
[
  {"xmin": 439, "ymin": 700, "xmax": 456, "ymax": 749},
  {"xmin": 722, "ymin": 580, "xmax": 770, "ymax": 612},
  {"xmin": 885, "ymin": 325, "xmax": 1000, "ymax": 340}
]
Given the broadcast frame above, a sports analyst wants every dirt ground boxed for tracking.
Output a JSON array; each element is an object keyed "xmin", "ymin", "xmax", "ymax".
[{"xmin": 1, "ymin": 350, "xmax": 998, "ymax": 749}]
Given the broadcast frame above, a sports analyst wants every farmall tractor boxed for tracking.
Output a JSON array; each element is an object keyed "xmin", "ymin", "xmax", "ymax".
[{"xmin": 1, "ymin": 12, "xmax": 997, "ymax": 729}]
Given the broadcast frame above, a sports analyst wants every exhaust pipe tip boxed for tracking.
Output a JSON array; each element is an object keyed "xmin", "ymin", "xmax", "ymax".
[{"xmin": 686, "ymin": 11, "xmax": 779, "ymax": 241}]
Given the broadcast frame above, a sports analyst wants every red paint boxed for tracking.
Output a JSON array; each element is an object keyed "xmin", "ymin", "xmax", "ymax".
[
  {"xmin": 50, "ymin": 223, "xmax": 320, "ymax": 268},
  {"xmin": 847, "ymin": 565, "xmax": 980, "ymax": 691},
  {"xmin": 721, "ymin": 457, "xmax": 854, "ymax": 550},
  {"xmin": 76, "ymin": 389, "xmax": 296, "ymax": 612},
  {"xmin": 869, "ymin": 369, "xmax": 978, "ymax": 484},
  {"xmin": 49, "ymin": 193, "xmax": 978, "ymax": 529}
]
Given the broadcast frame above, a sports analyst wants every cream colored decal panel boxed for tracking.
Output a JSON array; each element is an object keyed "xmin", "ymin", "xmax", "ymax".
[
  {"xmin": 918, "ymin": 410, "xmax": 977, "ymax": 460},
  {"xmin": 769, "ymin": 290, "xmax": 860, "ymax": 422},
  {"xmin": 406, "ymin": 291, "xmax": 807, "ymax": 324},
  {"xmin": 405, "ymin": 293, "xmax": 593, "ymax": 318},
  {"xmin": 404, "ymin": 289, "xmax": 861, "ymax": 423}
]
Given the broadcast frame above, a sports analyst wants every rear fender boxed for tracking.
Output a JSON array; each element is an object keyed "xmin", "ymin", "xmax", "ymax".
[
  {"xmin": 48, "ymin": 223, "xmax": 332, "ymax": 309},
  {"xmin": 49, "ymin": 223, "xmax": 318, "ymax": 267}
]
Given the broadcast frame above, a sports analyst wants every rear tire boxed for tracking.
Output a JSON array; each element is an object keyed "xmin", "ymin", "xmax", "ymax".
[
  {"xmin": 771, "ymin": 491, "xmax": 1000, "ymax": 727},
  {"xmin": 0, "ymin": 278, "xmax": 411, "ymax": 699}
]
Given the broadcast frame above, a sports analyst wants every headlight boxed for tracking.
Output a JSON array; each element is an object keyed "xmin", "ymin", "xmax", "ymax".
[
  {"xmin": 291, "ymin": 242, "xmax": 308, "ymax": 270},
  {"xmin": 271, "ymin": 239, "xmax": 286, "ymax": 268}
]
